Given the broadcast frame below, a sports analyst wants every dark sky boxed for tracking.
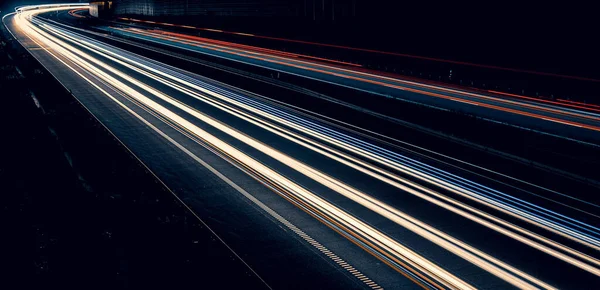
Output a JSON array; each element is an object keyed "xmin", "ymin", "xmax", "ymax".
[
  {"xmin": 352, "ymin": 1, "xmax": 599, "ymax": 76},
  {"xmin": 2, "ymin": 1, "xmax": 597, "ymax": 77}
]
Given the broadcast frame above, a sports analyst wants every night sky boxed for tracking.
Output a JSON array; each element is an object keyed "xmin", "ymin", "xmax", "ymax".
[{"xmin": 2, "ymin": 0, "xmax": 597, "ymax": 78}]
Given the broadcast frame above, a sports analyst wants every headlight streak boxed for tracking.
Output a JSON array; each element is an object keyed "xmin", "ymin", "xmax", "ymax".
[
  {"xmin": 92, "ymin": 87, "xmax": 441, "ymax": 290},
  {"xmin": 44, "ymin": 19, "xmax": 600, "ymax": 258},
  {"xmin": 40, "ymin": 25, "xmax": 600, "ymax": 288},
  {"xmin": 98, "ymin": 25, "xmax": 600, "ymax": 250},
  {"xmin": 37, "ymin": 15, "xmax": 600, "ymax": 222},
  {"xmin": 15, "ymin": 7, "xmax": 477, "ymax": 290},
  {"xmin": 30, "ymin": 22, "xmax": 530, "ymax": 288},
  {"xmin": 38, "ymin": 17, "xmax": 572, "ymax": 288},
  {"xmin": 118, "ymin": 27, "xmax": 600, "ymax": 136},
  {"xmin": 13, "ymin": 5, "xmax": 600, "ymax": 289},
  {"xmin": 113, "ymin": 27, "xmax": 600, "ymax": 128},
  {"xmin": 34, "ymin": 17, "xmax": 600, "ymax": 220}
]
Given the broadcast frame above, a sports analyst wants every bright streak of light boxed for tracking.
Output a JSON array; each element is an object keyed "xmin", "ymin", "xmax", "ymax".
[
  {"xmin": 14, "ymin": 6, "xmax": 476, "ymax": 289},
  {"xmin": 64, "ymin": 21, "xmax": 600, "ymax": 254},
  {"xmin": 114, "ymin": 26, "xmax": 600, "ymax": 132},
  {"xmin": 136, "ymin": 28, "xmax": 362, "ymax": 67},
  {"xmin": 233, "ymin": 32, "xmax": 255, "ymax": 36},
  {"xmin": 113, "ymin": 17, "xmax": 600, "ymax": 83},
  {"xmin": 68, "ymin": 8, "xmax": 87, "ymax": 19},
  {"xmin": 13, "ymin": 5, "xmax": 600, "ymax": 289},
  {"xmin": 488, "ymin": 90, "xmax": 600, "ymax": 114},
  {"xmin": 53, "ymin": 22, "xmax": 600, "ymax": 280},
  {"xmin": 558, "ymin": 99, "xmax": 600, "ymax": 110}
]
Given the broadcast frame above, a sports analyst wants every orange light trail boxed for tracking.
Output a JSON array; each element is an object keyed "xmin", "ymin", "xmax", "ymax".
[
  {"xmin": 558, "ymin": 99, "xmax": 600, "ymax": 110},
  {"xmin": 119, "ymin": 27, "xmax": 600, "ymax": 132},
  {"xmin": 150, "ymin": 29, "xmax": 362, "ymax": 67},
  {"xmin": 115, "ymin": 17, "xmax": 600, "ymax": 83},
  {"xmin": 68, "ymin": 8, "xmax": 86, "ymax": 18},
  {"xmin": 489, "ymin": 90, "xmax": 600, "ymax": 114}
]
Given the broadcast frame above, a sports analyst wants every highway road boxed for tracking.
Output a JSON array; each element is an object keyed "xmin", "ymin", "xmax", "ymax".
[{"xmin": 5, "ymin": 4, "xmax": 600, "ymax": 289}]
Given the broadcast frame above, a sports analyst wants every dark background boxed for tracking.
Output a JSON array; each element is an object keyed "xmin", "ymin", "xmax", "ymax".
[
  {"xmin": 2, "ymin": 0, "xmax": 598, "ymax": 80},
  {"xmin": 354, "ymin": 1, "xmax": 599, "ymax": 80}
]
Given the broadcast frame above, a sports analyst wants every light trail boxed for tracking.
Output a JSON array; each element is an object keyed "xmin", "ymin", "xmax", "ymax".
[
  {"xmin": 115, "ymin": 17, "xmax": 600, "ymax": 83},
  {"xmin": 110, "ymin": 26, "xmax": 600, "ymax": 133},
  {"xmin": 15, "ymin": 9, "xmax": 477, "ymax": 288},
  {"xmin": 488, "ymin": 90, "xmax": 600, "ymax": 114},
  {"xmin": 46, "ymin": 19, "xmax": 600, "ymax": 276},
  {"xmin": 135, "ymin": 28, "xmax": 363, "ymax": 67},
  {"xmin": 68, "ymin": 8, "xmax": 86, "ymax": 19},
  {"xmin": 10, "ymin": 4, "xmax": 600, "ymax": 289},
  {"xmin": 43, "ymin": 15, "xmax": 600, "ymax": 225},
  {"xmin": 558, "ymin": 99, "xmax": 600, "ymax": 110},
  {"xmin": 134, "ymin": 28, "xmax": 597, "ymax": 121},
  {"xmin": 51, "ymin": 19, "xmax": 598, "ymax": 253}
]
